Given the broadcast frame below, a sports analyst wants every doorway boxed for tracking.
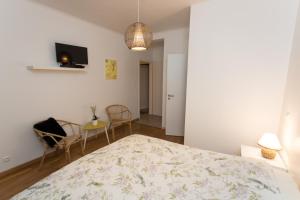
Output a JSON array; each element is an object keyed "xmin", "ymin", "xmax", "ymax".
[
  {"xmin": 138, "ymin": 61, "xmax": 162, "ymax": 128},
  {"xmin": 137, "ymin": 40, "xmax": 164, "ymax": 128},
  {"xmin": 140, "ymin": 63, "xmax": 150, "ymax": 114}
]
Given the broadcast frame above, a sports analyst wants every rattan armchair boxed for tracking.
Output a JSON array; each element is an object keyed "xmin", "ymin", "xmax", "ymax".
[
  {"xmin": 106, "ymin": 105, "xmax": 132, "ymax": 140},
  {"xmin": 34, "ymin": 120, "xmax": 83, "ymax": 168}
]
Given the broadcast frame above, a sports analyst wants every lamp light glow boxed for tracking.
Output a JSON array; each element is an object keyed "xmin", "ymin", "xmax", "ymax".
[{"xmin": 258, "ymin": 132, "xmax": 282, "ymax": 150}]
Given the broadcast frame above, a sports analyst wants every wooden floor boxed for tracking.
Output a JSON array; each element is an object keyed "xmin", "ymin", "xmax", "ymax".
[
  {"xmin": 0, "ymin": 123, "xmax": 183, "ymax": 200},
  {"xmin": 136, "ymin": 113, "xmax": 162, "ymax": 128}
]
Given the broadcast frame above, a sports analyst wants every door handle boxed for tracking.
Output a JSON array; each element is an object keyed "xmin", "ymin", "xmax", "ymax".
[{"xmin": 168, "ymin": 94, "xmax": 175, "ymax": 100}]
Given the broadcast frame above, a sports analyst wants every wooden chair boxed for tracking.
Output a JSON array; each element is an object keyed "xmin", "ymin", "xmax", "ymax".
[
  {"xmin": 106, "ymin": 105, "xmax": 132, "ymax": 140},
  {"xmin": 34, "ymin": 120, "xmax": 83, "ymax": 168}
]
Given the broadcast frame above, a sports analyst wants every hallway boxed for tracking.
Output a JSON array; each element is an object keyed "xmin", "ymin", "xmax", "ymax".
[{"xmin": 136, "ymin": 113, "xmax": 162, "ymax": 128}]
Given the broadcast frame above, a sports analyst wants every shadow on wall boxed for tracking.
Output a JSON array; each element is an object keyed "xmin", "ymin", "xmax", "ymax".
[
  {"xmin": 279, "ymin": 113, "xmax": 300, "ymax": 188},
  {"xmin": 29, "ymin": 0, "xmax": 137, "ymax": 32},
  {"xmin": 30, "ymin": 0, "xmax": 193, "ymax": 33},
  {"xmin": 153, "ymin": 7, "xmax": 190, "ymax": 32},
  {"xmin": 289, "ymin": 138, "xmax": 300, "ymax": 189}
]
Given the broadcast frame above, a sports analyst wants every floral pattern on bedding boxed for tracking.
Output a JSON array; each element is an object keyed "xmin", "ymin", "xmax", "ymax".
[{"xmin": 12, "ymin": 134, "xmax": 282, "ymax": 200}]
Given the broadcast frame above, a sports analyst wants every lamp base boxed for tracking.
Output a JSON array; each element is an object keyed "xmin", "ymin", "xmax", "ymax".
[{"xmin": 261, "ymin": 148, "xmax": 276, "ymax": 159}]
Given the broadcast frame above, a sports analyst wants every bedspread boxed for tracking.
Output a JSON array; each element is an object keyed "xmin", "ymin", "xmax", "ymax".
[{"xmin": 12, "ymin": 134, "xmax": 290, "ymax": 200}]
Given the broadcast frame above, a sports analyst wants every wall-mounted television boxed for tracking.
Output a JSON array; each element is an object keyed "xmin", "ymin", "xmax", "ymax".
[{"xmin": 55, "ymin": 43, "xmax": 88, "ymax": 68}]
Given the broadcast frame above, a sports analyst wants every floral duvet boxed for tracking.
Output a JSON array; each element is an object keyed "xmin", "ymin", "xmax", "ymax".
[{"xmin": 13, "ymin": 134, "xmax": 288, "ymax": 200}]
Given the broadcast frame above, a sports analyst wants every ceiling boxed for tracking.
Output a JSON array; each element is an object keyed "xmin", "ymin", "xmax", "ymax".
[{"xmin": 32, "ymin": 0, "xmax": 202, "ymax": 33}]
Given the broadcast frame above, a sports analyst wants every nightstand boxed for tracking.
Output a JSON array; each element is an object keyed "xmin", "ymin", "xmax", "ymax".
[{"xmin": 241, "ymin": 144, "xmax": 288, "ymax": 171}]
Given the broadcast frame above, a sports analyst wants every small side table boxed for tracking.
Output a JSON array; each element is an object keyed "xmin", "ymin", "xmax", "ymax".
[
  {"xmin": 241, "ymin": 144, "xmax": 288, "ymax": 171},
  {"xmin": 82, "ymin": 120, "xmax": 110, "ymax": 152}
]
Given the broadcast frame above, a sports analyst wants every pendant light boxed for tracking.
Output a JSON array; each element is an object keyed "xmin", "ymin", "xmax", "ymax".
[{"xmin": 125, "ymin": 0, "xmax": 152, "ymax": 51}]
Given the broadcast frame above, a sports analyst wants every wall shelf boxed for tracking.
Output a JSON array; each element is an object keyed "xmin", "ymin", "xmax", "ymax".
[{"xmin": 27, "ymin": 66, "xmax": 87, "ymax": 72}]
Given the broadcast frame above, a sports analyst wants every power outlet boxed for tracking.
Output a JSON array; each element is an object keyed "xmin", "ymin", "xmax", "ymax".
[{"xmin": 1, "ymin": 156, "xmax": 10, "ymax": 163}]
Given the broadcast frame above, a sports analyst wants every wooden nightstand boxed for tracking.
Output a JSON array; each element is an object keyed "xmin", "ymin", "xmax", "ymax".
[{"xmin": 241, "ymin": 144, "xmax": 288, "ymax": 171}]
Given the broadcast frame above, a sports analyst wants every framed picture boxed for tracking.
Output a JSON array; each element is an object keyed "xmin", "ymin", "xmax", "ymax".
[{"xmin": 105, "ymin": 59, "xmax": 117, "ymax": 80}]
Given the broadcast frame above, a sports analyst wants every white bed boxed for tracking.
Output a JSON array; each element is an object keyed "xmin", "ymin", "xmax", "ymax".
[{"xmin": 12, "ymin": 134, "xmax": 300, "ymax": 200}]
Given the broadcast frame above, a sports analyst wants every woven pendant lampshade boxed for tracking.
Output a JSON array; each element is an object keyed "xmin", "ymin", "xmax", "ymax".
[{"xmin": 124, "ymin": 0, "xmax": 152, "ymax": 51}]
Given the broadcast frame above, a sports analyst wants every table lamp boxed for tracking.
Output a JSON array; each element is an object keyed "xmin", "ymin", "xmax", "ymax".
[{"xmin": 258, "ymin": 132, "xmax": 282, "ymax": 159}]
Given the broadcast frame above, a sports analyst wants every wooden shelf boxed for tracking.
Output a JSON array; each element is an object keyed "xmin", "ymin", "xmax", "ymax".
[{"xmin": 27, "ymin": 66, "xmax": 87, "ymax": 72}]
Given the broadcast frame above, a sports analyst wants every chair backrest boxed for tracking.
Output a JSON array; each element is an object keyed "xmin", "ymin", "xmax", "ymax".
[
  {"xmin": 106, "ymin": 105, "xmax": 130, "ymax": 121},
  {"xmin": 33, "ymin": 119, "xmax": 68, "ymax": 148},
  {"xmin": 33, "ymin": 128, "xmax": 61, "ymax": 148}
]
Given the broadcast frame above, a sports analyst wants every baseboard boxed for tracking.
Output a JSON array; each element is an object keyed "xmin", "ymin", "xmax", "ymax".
[
  {"xmin": 0, "ymin": 121, "xmax": 139, "ymax": 180},
  {"xmin": 132, "ymin": 118, "xmax": 139, "ymax": 122},
  {"xmin": 0, "ymin": 151, "xmax": 54, "ymax": 181},
  {"xmin": 0, "ymin": 135, "xmax": 96, "ymax": 180}
]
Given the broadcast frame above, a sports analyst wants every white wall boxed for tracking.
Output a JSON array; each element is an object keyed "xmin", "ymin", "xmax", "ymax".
[
  {"xmin": 140, "ymin": 65, "xmax": 149, "ymax": 110},
  {"xmin": 154, "ymin": 28, "xmax": 189, "ymax": 127},
  {"xmin": 185, "ymin": 0, "xmax": 299, "ymax": 155},
  {"xmin": 0, "ymin": 0, "xmax": 143, "ymax": 172},
  {"xmin": 279, "ymin": 3, "xmax": 300, "ymax": 187}
]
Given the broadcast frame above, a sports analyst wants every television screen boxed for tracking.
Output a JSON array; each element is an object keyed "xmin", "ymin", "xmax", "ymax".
[{"xmin": 55, "ymin": 43, "xmax": 88, "ymax": 66}]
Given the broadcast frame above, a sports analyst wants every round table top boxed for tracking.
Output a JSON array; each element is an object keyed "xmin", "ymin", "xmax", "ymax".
[{"xmin": 83, "ymin": 120, "xmax": 108, "ymax": 130}]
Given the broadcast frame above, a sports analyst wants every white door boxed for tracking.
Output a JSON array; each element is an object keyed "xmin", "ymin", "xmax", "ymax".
[{"xmin": 166, "ymin": 54, "xmax": 187, "ymax": 136}]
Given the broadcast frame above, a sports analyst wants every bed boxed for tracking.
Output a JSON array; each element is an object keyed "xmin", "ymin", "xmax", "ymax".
[{"xmin": 12, "ymin": 134, "xmax": 300, "ymax": 200}]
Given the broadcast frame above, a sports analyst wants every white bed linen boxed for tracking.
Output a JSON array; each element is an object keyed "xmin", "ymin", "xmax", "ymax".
[
  {"xmin": 273, "ymin": 168, "xmax": 300, "ymax": 200},
  {"xmin": 12, "ymin": 134, "xmax": 300, "ymax": 200}
]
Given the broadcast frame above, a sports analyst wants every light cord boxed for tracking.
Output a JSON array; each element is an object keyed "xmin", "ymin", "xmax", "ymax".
[{"xmin": 137, "ymin": 0, "xmax": 140, "ymax": 22}]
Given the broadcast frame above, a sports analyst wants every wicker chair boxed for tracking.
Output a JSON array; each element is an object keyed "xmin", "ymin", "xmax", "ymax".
[
  {"xmin": 106, "ymin": 105, "xmax": 132, "ymax": 140},
  {"xmin": 34, "ymin": 120, "xmax": 83, "ymax": 168}
]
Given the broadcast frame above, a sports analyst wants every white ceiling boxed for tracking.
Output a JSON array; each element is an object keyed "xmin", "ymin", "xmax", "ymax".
[{"xmin": 32, "ymin": 0, "xmax": 202, "ymax": 33}]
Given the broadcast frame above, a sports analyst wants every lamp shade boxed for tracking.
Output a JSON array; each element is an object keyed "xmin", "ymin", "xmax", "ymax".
[
  {"xmin": 124, "ymin": 22, "xmax": 152, "ymax": 51},
  {"xmin": 258, "ymin": 133, "xmax": 282, "ymax": 150}
]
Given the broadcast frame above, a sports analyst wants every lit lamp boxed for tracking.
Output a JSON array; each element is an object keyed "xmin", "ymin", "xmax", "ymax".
[
  {"xmin": 258, "ymin": 133, "xmax": 282, "ymax": 159},
  {"xmin": 124, "ymin": 0, "xmax": 152, "ymax": 51}
]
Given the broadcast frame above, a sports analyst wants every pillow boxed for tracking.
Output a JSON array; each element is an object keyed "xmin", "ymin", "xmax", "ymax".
[{"xmin": 33, "ymin": 118, "xmax": 67, "ymax": 147}]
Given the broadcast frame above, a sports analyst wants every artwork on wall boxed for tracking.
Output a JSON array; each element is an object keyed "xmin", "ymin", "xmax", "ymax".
[{"xmin": 105, "ymin": 59, "xmax": 117, "ymax": 80}]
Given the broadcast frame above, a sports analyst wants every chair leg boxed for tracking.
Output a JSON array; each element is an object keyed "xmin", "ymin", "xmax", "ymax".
[
  {"xmin": 80, "ymin": 139, "xmax": 84, "ymax": 155},
  {"xmin": 39, "ymin": 150, "xmax": 47, "ymax": 169},
  {"xmin": 108, "ymin": 123, "xmax": 112, "ymax": 139},
  {"xmin": 68, "ymin": 150, "xmax": 71, "ymax": 162},
  {"xmin": 64, "ymin": 150, "xmax": 68, "ymax": 161},
  {"xmin": 112, "ymin": 127, "xmax": 115, "ymax": 141},
  {"xmin": 65, "ymin": 149, "xmax": 71, "ymax": 163},
  {"xmin": 104, "ymin": 126, "xmax": 110, "ymax": 144},
  {"xmin": 128, "ymin": 121, "xmax": 132, "ymax": 134},
  {"xmin": 55, "ymin": 147, "xmax": 60, "ymax": 156}
]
